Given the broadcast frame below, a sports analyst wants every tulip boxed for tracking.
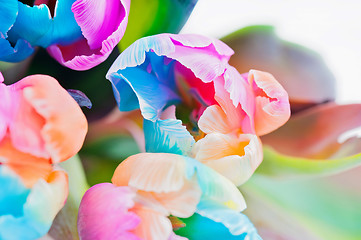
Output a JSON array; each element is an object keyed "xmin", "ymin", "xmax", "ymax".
[
  {"xmin": 78, "ymin": 152, "xmax": 261, "ymax": 239},
  {"xmin": 223, "ymin": 25, "xmax": 361, "ymax": 178},
  {"xmin": 107, "ymin": 33, "xmax": 290, "ymax": 185},
  {"xmin": 0, "ymin": 0, "xmax": 130, "ymax": 70},
  {"xmin": 0, "ymin": 73, "xmax": 87, "ymax": 239},
  {"xmin": 222, "ymin": 25, "xmax": 361, "ymax": 240}
]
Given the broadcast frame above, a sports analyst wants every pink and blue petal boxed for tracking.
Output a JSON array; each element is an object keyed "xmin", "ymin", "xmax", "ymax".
[
  {"xmin": 106, "ymin": 34, "xmax": 233, "ymax": 120},
  {"xmin": 48, "ymin": 0, "xmax": 130, "ymax": 70},
  {"xmin": 78, "ymin": 183, "xmax": 141, "ymax": 240}
]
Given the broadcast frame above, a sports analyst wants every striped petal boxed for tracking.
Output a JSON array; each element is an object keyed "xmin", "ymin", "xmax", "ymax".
[
  {"xmin": 144, "ymin": 118, "xmax": 195, "ymax": 155},
  {"xmin": 107, "ymin": 33, "xmax": 233, "ymax": 121},
  {"xmin": 112, "ymin": 153, "xmax": 202, "ymax": 218},
  {"xmin": 48, "ymin": 0, "xmax": 130, "ymax": 70}
]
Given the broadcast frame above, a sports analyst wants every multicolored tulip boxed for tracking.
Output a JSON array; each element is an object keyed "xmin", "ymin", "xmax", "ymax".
[
  {"xmin": 223, "ymin": 25, "xmax": 361, "ymax": 178},
  {"xmin": 222, "ymin": 25, "xmax": 361, "ymax": 240},
  {"xmin": 0, "ymin": 73, "xmax": 87, "ymax": 239},
  {"xmin": 78, "ymin": 152, "xmax": 261, "ymax": 240},
  {"xmin": 0, "ymin": 0, "xmax": 130, "ymax": 70},
  {"xmin": 107, "ymin": 33, "xmax": 290, "ymax": 185}
]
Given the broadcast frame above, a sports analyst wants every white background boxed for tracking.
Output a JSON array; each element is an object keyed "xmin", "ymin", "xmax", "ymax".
[{"xmin": 181, "ymin": 0, "xmax": 361, "ymax": 103}]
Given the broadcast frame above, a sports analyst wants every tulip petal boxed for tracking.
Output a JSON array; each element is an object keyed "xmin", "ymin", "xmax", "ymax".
[
  {"xmin": 193, "ymin": 133, "xmax": 263, "ymax": 186},
  {"xmin": 175, "ymin": 209, "xmax": 261, "ymax": 240},
  {"xmin": 185, "ymin": 158, "xmax": 247, "ymax": 212},
  {"xmin": 196, "ymin": 199, "xmax": 262, "ymax": 239},
  {"xmin": 78, "ymin": 183, "xmax": 141, "ymax": 240},
  {"xmin": 112, "ymin": 153, "xmax": 188, "ymax": 193},
  {"xmin": 0, "ymin": 38, "xmax": 35, "ymax": 62},
  {"xmin": 0, "ymin": 137, "xmax": 52, "ymax": 188},
  {"xmin": 144, "ymin": 118, "xmax": 195, "ymax": 155},
  {"xmin": 109, "ymin": 58, "xmax": 180, "ymax": 120},
  {"xmin": 11, "ymin": 1, "xmax": 82, "ymax": 48},
  {"xmin": 112, "ymin": 153, "xmax": 202, "ymax": 217},
  {"xmin": 0, "ymin": 0, "xmax": 18, "ymax": 34},
  {"xmin": 132, "ymin": 205, "xmax": 173, "ymax": 240},
  {"xmin": 107, "ymin": 34, "xmax": 233, "ymax": 121},
  {"xmin": 248, "ymin": 70, "xmax": 291, "ymax": 136},
  {"xmin": 261, "ymin": 103, "xmax": 361, "ymax": 159},
  {"xmin": 0, "ymin": 166, "xmax": 68, "ymax": 240},
  {"xmin": 14, "ymin": 75, "xmax": 88, "ymax": 163},
  {"xmin": 48, "ymin": 0, "xmax": 130, "ymax": 70},
  {"xmin": 198, "ymin": 105, "xmax": 232, "ymax": 134},
  {"xmin": 0, "ymin": 0, "xmax": 34, "ymax": 62},
  {"xmin": 223, "ymin": 25, "xmax": 336, "ymax": 110}
]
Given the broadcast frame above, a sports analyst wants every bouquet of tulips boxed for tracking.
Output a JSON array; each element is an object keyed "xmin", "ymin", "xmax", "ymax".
[{"xmin": 1, "ymin": 1, "xmax": 360, "ymax": 240}]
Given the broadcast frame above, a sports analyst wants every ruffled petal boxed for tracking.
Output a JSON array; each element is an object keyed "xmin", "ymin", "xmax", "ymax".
[
  {"xmin": 112, "ymin": 153, "xmax": 202, "ymax": 218},
  {"xmin": 108, "ymin": 55, "xmax": 180, "ymax": 120},
  {"xmin": 195, "ymin": 199, "xmax": 262, "ymax": 239},
  {"xmin": 112, "ymin": 153, "xmax": 188, "ymax": 193},
  {"xmin": 193, "ymin": 133, "xmax": 263, "ymax": 186},
  {"xmin": 185, "ymin": 158, "xmax": 247, "ymax": 212},
  {"xmin": 214, "ymin": 74, "xmax": 254, "ymax": 134},
  {"xmin": 107, "ymin": 34, "xmax": 233, "ymax": 120},
  {"xmin": 48, "ymin": 0, "xmax": 130, "ymax": 70},
  {"xmin": 175, "ymin": 209, "xmax": 261, "ymax": 240},
  {"xmin": 144, "ymin": 118, "xmax": 195, "ymax": 155},
  {"xmin": 13, "ymin": 75, "xmax": 88, "ymax": 163},
  {"xmin": 248, "ymin": 70, "xmax": 291, "ymax": 136},
  {"xmin": 0, "ymin": 166, "xmax": 68, "ymax": 240},
  {"xmin": 78, "ymin": 183, "xmax": 141, "ymax": 240}
]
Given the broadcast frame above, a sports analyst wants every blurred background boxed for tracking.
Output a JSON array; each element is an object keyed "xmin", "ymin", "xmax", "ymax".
[{"xmin": 182, "ymin": 0, "xmax": 361, "ymax": 103}]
